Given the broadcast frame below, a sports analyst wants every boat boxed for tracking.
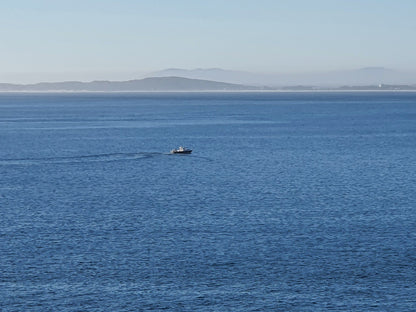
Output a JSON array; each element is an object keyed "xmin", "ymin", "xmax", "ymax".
[{"xmin": 170, "ymin": 146, "xmax": 192, "ymax": 154}]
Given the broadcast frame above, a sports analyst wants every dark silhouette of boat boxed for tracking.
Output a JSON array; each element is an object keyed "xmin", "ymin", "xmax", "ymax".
[{"xmin": 170, "ymin": 146, "xmax": 192, "ymax": 154}]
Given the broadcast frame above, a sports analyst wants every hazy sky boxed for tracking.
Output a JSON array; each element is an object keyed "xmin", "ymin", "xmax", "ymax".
[{"xmin": 1, "ymin": 0, "xmax": 416, "ymax": 82}]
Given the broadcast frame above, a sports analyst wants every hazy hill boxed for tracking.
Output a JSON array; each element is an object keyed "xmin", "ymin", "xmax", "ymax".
[
  {"xmin": 148, "ymin": 68, "xmax": 262, "ymax": 86},
  {"xmin": 0, "ymin": 76, "xmax": 259, "ymax": 92},
  {"xmin": 1, "ymin": 72, "xmax": 415, "ymax": 92},
  {"xmin": 149, "ymin": 67, "xmax": 416, "ymax": 87}
]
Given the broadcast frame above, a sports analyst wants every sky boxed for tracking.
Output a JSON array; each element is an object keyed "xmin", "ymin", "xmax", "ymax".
[{"xmin": 1, "ymin": 0, "xmax": 416, "ymax": 83}]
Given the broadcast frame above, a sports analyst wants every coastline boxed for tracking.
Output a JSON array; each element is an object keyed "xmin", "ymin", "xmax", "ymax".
[{"xmin": 1, "ymin": 89, "xmax": 416, "ymax": 94}]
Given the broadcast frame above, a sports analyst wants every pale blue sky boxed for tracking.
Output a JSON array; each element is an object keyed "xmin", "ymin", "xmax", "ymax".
[{"xmin": 1, "ymin": 0, "xmax": 415, "ymax": 82}]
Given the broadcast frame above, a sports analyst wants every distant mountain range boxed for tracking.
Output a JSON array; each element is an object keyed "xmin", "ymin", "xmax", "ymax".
[
  {"xmin": 0, "ymin": 76, "xmax": 259, "ymax": 92},
  {"xmin": 148, "ymin": 67, "xmax": 416, "ymax": 87},
  {"xmin": 1, "ymin": 70, "xmax": 415, "ymax": 92}
]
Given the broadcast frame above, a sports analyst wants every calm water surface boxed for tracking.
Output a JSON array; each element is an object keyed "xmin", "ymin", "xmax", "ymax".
[{"xmin": 1, "ymin": 92, "xmax": 415, "ymax": 311}]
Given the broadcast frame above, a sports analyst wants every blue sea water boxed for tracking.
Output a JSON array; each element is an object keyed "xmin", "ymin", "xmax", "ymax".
[{"xmin": 1, "ymin": 92, "xmax": 415, "ymax": 311}]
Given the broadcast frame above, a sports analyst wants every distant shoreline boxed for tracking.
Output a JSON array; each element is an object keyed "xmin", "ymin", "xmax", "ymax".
[
  {"xmin": 1, "ymin": 77, "xmax": 415, "ymax": 93},
  {"xmin": 1, "ymin": 89, "xmax": 416, "ymax": 94}
]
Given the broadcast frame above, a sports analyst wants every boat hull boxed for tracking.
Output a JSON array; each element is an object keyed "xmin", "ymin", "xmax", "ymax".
[{"xmin": 171, "ymin": 150, "xmax": 192, "ymax": 154}]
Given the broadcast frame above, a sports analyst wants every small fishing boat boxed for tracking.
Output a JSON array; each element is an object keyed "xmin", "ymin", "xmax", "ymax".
[{"xmin": 170, "ymin": 146, "xmax": 192, "ymax": 154}]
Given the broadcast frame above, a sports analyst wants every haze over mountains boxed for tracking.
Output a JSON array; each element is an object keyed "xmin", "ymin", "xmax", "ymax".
[
  {"xmin": 0, "ymin": 77, "xmax": 257, "ymax": 92},
  {"xmin": 0, "ymin": 67, "xmax": 415, "ymax": 92},
  {"xmin": 149, "ymin": 67, "xmax": 416, "ymax": 87}
]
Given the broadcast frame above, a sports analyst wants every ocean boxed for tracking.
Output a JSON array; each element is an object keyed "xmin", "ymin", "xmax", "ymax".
[{"xmin": 1, "ymin": 92, "xmax": 415, "ymax": 311}]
